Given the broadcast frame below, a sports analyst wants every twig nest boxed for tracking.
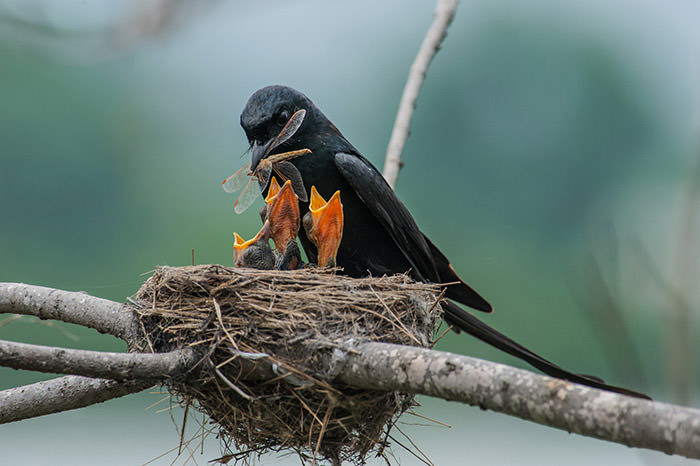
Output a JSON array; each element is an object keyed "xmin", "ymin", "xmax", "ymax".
[{"xmin": 131, "ymin": 265, "xmax": 442, "ymax": 465}]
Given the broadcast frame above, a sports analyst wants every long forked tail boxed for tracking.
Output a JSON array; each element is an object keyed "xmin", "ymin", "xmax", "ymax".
[{"xmin": 442, "ymin": 300, "xmax": 650, "ymax": 400}]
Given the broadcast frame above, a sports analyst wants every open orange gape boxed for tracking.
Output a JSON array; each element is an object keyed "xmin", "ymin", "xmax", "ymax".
[{"xmin": 233, "ymin": 175, "xmax": 344, "ymax": 271}]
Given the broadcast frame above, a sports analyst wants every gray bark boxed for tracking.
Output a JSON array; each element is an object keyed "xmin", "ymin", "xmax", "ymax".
[
  {"xmin": 0, "ymin": 375, "xmax": 149, "ymax": 424},
  {"xmin": 0, "ymin": 339, "xmax": 195, "ymax": 381},
  {"xmin": 0, "ymin": 283, "xmax": 136, "ymax": 341},
  {"xmin": 2, "ymin": 282, "xmax": 700, "ymax": 460},
  {"xmin": 336, "ymin": 342, "xmax": 700, "ymax": 459}
]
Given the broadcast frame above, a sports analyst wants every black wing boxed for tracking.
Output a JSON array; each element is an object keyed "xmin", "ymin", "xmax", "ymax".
[
  {"xmin": 334, "ymin": 152, "xmax": 439, "ymax": 283},
  {"xmin": 334, "ymin": 152, "xmax": 492, "ymax": 312},
  {"xmin": 334, "ymin": 154, "xmax": 649, "ymax": 399}
]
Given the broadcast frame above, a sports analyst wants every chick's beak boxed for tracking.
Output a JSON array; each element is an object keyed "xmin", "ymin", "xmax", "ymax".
[
  {"xmin": 306, "ymin": 186, "xmax": 344, "ymax": 267},
  {"xmin": 264, "ymin": 176, "xmax": 282, "ymax": 204},
  {"xmin": 233, "ymin": 221, "xmax": 270, "ymax": 265},
  {"xmin": 267, "ymin": 179, "xmax": 300, "ymax": 253}
]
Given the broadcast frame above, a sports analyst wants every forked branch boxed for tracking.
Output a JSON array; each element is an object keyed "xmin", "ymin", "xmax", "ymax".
[{"xmin": 1, "ymin": 283, "xmax": 700, "ymax": 460}]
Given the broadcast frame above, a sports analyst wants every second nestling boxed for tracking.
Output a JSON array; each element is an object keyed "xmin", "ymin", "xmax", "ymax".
[{"xmin": 234, "ymin": 176, "xmax": 344, "ymax": 270}]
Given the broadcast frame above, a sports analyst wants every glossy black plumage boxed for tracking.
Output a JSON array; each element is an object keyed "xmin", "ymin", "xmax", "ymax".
[{"xmin": 239, "ymin": 85, "xmax": 649, "ymax": 399}]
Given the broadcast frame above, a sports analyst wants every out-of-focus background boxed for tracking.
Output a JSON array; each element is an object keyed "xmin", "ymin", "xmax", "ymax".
[{"xmin": 1, "ymin": 0, "xmax": 699, "ymax": 464}]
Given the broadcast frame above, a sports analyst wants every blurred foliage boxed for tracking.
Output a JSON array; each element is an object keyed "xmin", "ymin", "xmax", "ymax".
[{"xmin": 0, "ymin": 0, "xmax": 698, "ymax": 411}]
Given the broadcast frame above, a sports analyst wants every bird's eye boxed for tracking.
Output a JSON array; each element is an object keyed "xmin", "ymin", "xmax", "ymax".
[{"xmin": 277, "ymin": 110, "xmax": 290, "ymax": 126}]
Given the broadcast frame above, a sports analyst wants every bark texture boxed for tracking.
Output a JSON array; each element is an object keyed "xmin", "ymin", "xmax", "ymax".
[
  {"xmin": 0, "ymin": 340, "xmax": 195, "ymax": 381},
  {"xmin": 0, "ymin": 375, "xmax": 149, "ymax": 424},
  {"xmin": 336, "ymin": 342, "xmax": 700, "ymax": 459},
  {"xmin": 0, "ymin": 283, "xmax": 136, "ymax": 341},
  {"xmin": 2, "ymin": 283, "xmax": 700, "ymax": 460}
]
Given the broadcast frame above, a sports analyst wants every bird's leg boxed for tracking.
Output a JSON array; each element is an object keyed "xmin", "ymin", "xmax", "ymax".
[{"xmin": 303, "ymin": 186, "xmax": 343, "ymax": 268}]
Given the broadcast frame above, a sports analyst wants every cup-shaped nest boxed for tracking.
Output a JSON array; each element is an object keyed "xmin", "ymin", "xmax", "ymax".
[{"xmin": 131, "ymin": 265, "xmax": 442, "ymax": 465}]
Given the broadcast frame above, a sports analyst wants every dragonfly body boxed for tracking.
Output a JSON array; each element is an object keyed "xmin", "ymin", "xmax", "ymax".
[{"xmin": 222, "ymin": 148, "xmax": 310, "ymax": 214}]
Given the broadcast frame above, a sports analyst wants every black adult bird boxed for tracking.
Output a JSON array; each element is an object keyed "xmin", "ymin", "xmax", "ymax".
[{"xmin": 239, "ymin": 85, "xmax": 648, "ymax": 399}]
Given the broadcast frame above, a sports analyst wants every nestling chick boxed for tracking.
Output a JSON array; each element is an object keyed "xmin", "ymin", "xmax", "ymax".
[
  {"xmin": 233, "ymin": 221, "xmax": 275, "ymax": 269},
  {"xmin": 302, "ymin": 186, "xmax": 343, "ymax": 268}
]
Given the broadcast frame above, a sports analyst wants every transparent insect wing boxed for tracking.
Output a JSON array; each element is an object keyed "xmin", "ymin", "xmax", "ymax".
[
  {"xmin": 268, "ymin": 109, "xmax": 306, "ymax": 154},
  {"xmin": 222, "ymin": 162, "xmax": 251, "ymax": 193},
  {"xmin": 274, "ymin": 160, "xmax": 308, "ymax": 202},
  {"xmin": 233, "ymin": 179, "xmax": 262, "ymax": 214}
]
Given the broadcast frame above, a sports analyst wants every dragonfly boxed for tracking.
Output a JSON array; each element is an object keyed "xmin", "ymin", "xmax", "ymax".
[{"xmin": 222, "ymin": 109, "xmax": 310, "ymax": 214}]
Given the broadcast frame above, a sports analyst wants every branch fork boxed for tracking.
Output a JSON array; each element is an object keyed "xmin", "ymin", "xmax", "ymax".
[{"xmin": 1, "ymin": 283, "xmax": 700, "ymax": 459}]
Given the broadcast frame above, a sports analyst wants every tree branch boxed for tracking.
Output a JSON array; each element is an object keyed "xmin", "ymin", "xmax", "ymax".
[
  {"xmin": 0, "ymin": 339, "xmax": 195, "ymax": 381},
  {"xmin": 382, "ymin": 0, "xmax": 459, "ymax": 188},
  {"xmin": 0, "ymin": 283, "xmax": 135, "ymax": 341},
  {"xmin": 2, "ymin": 284, "xmax": 700, "ymax": 460},
  {"xmin": 0, "ymin": 375, "xmax": 149, "ymax": 424},
  {"xmin": 335, "ymin": 342, "xmax": 700, "ymax": 460}
]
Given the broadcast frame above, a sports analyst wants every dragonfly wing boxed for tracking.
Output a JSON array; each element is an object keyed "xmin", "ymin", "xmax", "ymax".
[
  {"xmin": 222, "ymin": 163, "xmax": 251, "ymax": 193},
  {"xmin": 234, "ymin": 179, "xmax": 262, "ymax": 214},
  {"xmin": 268, "ymin": 109, "xmax": 306, "ymax": 153},
  {"xmin": 274, "ymin": 161, "xmax": 308, "ymax": 202}
]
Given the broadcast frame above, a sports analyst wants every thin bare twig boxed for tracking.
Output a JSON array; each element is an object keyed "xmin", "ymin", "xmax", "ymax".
[
  {"xmin": 382, "ymin": 0, "xmax": 459, "ymax": 188},
  {"xmin": 667, "ymin": 151, "xmax": 700, "ymax": 405},
  {"xmin": 214, "ymin": 366, "xmax": 252, "ymax": 400}
]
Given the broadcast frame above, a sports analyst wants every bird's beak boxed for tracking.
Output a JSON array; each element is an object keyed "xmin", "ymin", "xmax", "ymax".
[
  {"xmin": 264, "ymin": 176, "xmax": 282, "ymax": 204},
  {"xmin": 267, "ymin": 179, "xmax": 300, "ymax": 253},
  {"xmin": 306, "ymin": 186, "xmax": 343, "ymax": 267},
  {"xmin": 251, "ymin": 139, "xmax": 272, "ymax": 171},
  {"xmin": 233, "ymin": 221, "xmax": 270, "ymax": 262},
  {"xmin": 250, "ymin": 109, "xmax": 307, "ymax": 171}
]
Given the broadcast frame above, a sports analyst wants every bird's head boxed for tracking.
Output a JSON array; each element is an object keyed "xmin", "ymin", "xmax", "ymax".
[
  {"xmin": 233, "ymin": 220, "xmax": 271, "ymax": 268},
  {"xmin": 240, "ymin": 85, "xmax": 317, "ymax": 171},
  {"xmin": 264, "ymin": 177, "xmax": 300, "ymax": 253}
]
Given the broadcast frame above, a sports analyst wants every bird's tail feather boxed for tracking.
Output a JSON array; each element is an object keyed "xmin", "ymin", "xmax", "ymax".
[{"xmin": 442, "ymin": 300, "xmax": 650, "ymax": 399}]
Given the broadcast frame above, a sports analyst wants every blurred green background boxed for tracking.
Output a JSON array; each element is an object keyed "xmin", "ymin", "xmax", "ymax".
[{"xmin": 1, "ymin": 0, "xmax": 699, "ymax": 464}]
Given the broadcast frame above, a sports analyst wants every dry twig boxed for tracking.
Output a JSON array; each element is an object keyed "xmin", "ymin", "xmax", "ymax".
[{"xmin": 383, "ymin": 0, "xmax": 459, "ymax": 188}]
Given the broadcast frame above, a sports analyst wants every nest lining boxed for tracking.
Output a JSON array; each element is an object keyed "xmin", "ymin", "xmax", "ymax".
[{"xmin": 131, "ymin": 264, "xmax": 442, "ymax": 465}]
